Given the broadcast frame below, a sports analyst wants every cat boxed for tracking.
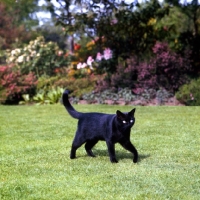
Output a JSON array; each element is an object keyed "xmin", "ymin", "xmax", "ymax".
[{"xmin": 62, "ymin": 90, "xmax": 138, "ymax": 163}]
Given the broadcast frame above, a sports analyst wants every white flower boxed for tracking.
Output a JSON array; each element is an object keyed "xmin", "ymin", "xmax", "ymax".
[
  {"xmin": 11, "ymin": 50, "xmax": 16, "ymax": 56},
  {"xmin": 16, "ymin": 48, "xmax": 21, "ymax": 54},
  {"xmin": 87, "ymin": 56, "xmax": 94, "ymax": 66},
  {"xmin": 77, "ymin": 62, "xmax": 87, "ymax": 69},
  {"xmin": 26, "ymin": 56, "xmax": 30, "ymax": 62},
  {"xmin": 58, "ymin": 51, "xmax": 63, "ymax": 56},
  {"xmin": 11, "ymin": 48, "xmax": 21, "ymax": 56},
  {"xmin": 7, "ymin": 56, "xmax": 15, "ymax": 63},
  {"xmin": 31, "ymin": 51, "xmax": 36, "ymax": 57},
  {"xmin": 77, "ymin": 63, "xmax": 82, "ymax": 69},
  {"xmin": 17, "ymin": 55, "xmax": 24, "ymax": 63},
  {"xmin": 81, "ymin": 63, "xmax": 87, "ymax": 68}
]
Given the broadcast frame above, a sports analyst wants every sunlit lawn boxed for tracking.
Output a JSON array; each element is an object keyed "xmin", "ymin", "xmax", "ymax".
[{"xmin": 0, "ymin": 104, "xmax": 200, "ymax": 199}]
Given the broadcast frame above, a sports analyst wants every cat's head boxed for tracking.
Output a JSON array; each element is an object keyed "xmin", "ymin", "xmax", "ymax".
[{"xmin": 116, "ymin": 108, "xmax": 136, "ymax": 129}]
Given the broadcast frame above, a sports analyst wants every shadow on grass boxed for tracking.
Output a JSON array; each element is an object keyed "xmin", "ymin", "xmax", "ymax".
[{"xmin": 93, "ymin": 149, "xmax": 150, "ymax": 163}]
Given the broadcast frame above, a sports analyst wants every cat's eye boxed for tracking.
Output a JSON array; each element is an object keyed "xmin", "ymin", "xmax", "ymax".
[
  {"xmin": 130, "ymin": 120, "xmax": 134, "ymax": 123},
  {"xmin": 122, "ymin": 120, "xmax": 127, "ymax": 124}
]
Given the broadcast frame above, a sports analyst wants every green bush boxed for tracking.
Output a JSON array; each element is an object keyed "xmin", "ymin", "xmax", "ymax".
[
  {"xmin": 33, "ymin": 86, "xmax": 64, "ymax": 105},
  {"xmin": 54, "ymin": 76, "xmax": 97, "ymax": 98},
  {"xmin": 176, "ymin": 78, "xmax": 200, "ymax": 106},
  {"xmin": 36, "ymin": 75, "xmax": 61, "ymax": 90},
  {"xmin": 36, "ymin": 73, "xmax": 97, "ymax": 98}
]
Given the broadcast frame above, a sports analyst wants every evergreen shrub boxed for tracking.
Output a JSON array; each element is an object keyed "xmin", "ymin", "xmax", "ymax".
[{"xmin": 176, "ymin": 78, "xmax": 200, "ymax": 106}]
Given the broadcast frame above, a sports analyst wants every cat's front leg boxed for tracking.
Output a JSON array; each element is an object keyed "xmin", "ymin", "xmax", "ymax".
[
  {"xmin": 119, "ymin": 140, "xmax": 138, "ymax": 163},
  {"xmin": 106, "ymin": 141, "xmax": 118, "ymax": 163}
]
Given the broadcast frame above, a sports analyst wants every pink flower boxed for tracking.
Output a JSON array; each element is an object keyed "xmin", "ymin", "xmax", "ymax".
[
  {"xmin": 96, "ymin": 52, "xmax": 103, "ymax": 61},
  {"xmin": 87, "ymin": 56, "xmax": 94, "ymax": 66},
  {"xmin": 190, "ymin": 93, "xmax": 194, "ymax": 100},
  {"xmin": 103, "ymin": 48, "xmax": 112, "ymax": 60},
  {"xmin": 111, "ymin": 19, "xmax": 118, "ymax": 25}
]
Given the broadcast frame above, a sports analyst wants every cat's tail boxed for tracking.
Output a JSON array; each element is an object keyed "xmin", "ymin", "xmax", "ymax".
[{"xmin": 62, "ymin": 90, "xmax": 81, "ymax": 119}]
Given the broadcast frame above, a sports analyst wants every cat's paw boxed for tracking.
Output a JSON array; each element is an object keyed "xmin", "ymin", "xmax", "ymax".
[
  {"xmin": 70, "ymin": 152, "xmax": 76, "ymax": 159},
  {"xmin": 70, "ymin": 155, "xmax": 76, "ymax": 159},
  {"xmin": 133, "ymin": 158, "xmax": 138, "ymax": 163},
  {"xmin": 110, "ymin": 158, "xmax": 118, "ymax": 163},
  {"xmin": 86, "ymin": 150, "xmax": 96, "ymax": 157}
]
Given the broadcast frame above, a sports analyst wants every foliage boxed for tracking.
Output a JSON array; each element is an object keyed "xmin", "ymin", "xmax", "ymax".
[
  {"xmin": 73, "ymin": 37, "xmax": 97, "ymax": 63},
  {"xmin": 6, "ymin": 36, "xmax": 68, "ymax": 77},
  {"xmin": 47, "ymin": 0, "xmax": 200, "ymax": 77},
  {"xmin": 19, "ymin": 94, "xmax": 32, "ymax": 105},
  {"xmin": 54, "ymin": 75, "xmax": 97, "ymax": 98},
  {"xmin": 37, "ymin": 25, "xmax": 67, "ymax": 50},
  {"xmin": 96, "ymin": 42, "xmax": 191, "ymax": 94},
  {"xmin": 33, "ymin": 86, "xmax": 64, "ymax": 105},
  {"xmin": 1, "ymin": 105, "xmax": 200, "ymax": 199},
  {"xmin": 36, "ymin": 75, "xmax": 61, "ymax": 90},
  {"xmin": 0, "ymin": 65, "xmax": 37, "ymax": 104},
  {"xmin": 1, "ymin": 0, "xmax": 40, "ymax": 29},
  {"xmin": 47, "ymin": 0, "xmax": 169, "ymax": 61},
  {"xmin": 0, "ymin": 2, "xmax": 36, "ymax": 51},
  {"xmin": 35, "ymin": 71, "xmax": 97, "ymax": 99},
  {"xmin": 75, "ymin": 47, "xmax": 114, "ymax": 75},
  {"xmin": 157, "ymin": 1, "xmax": 200, "ymax": 75},
  {"xmin": 19, "ymin": 84, "xmax": 65, "ymax": 105},
  {"xmin": 176, "ymin": 78, "xmax": 200, "ymax": 106},
  {"xmin": 149, "ymin": 41, "xmax": 191, "ymax": 92}
]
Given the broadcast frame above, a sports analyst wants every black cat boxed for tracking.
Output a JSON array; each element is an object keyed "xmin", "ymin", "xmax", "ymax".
[{"xmin": 62, "ymin": 90, "xmax": 138, "ymax": 163}]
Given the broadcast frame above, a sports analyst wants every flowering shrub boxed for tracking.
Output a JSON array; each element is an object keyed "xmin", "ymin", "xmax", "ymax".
[
  {"xmin": 76, "ymin": 48, "xmax": 113, "ymax": 75},
  {"xmin": 150, "ymin": 42, "xmax": 191, "ymax": 92},
  {"xmin": 96, "ymin": 42, "xmax": 191, "ymax": 94},
  {"xmin": 0, "ymin": 65, "xmax": 37, "ymax": 104},
  {"xmin": 6, "ymin": 36, "xmax": 68, "ymax": 77}
]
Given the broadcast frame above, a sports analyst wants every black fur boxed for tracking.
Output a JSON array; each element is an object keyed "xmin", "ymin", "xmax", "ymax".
[{"xmin": 62, "ymin": 90, "xmax": 138, "ymax": 163}]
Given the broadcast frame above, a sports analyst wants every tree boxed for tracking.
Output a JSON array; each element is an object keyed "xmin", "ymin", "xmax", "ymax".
[
  {"xmin": 161, "ymin": 0, "xmax": 200, "ymax": 76},
  {"xmin": 0, "ymin": 2, "xmax": 36, "ymax": 50},
  {"xmin": 46, "ymin": 0, "xmax": 169, "ymax": 68},
  {"xmin": 1, "ymin": 0, "xmax": 41, "ymax": 29}
]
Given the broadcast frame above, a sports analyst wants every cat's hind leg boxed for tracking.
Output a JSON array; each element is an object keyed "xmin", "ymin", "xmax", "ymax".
[
  {"xmin": 85, "ymin": 139, "xmax": 98, "ymax": 157},
  {"xmin": 70, "ymin": 134, "xmax": 86, "ymax": 159}
]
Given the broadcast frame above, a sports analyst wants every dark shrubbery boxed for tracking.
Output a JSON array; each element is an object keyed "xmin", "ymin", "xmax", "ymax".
[
  {"xmin": 150, "ymin": 42, "xmax": 191, "ymax": 92},
  {"xmin": 96, "ymin": 42, "xmax": 191, "ymax": 95}
]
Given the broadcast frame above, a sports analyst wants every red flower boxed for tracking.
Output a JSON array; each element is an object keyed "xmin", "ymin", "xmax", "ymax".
[{"xmin": 74, "ymin": 43, "xmax": 81, "ymax": 51}]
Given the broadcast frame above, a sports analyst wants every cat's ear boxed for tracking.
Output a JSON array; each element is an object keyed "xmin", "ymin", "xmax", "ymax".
[
  {"xmin": 129, "ymin": 108, "xmax": 136, "ymax": 116},
  {"xmin": 116, "ymin": 110, "xmax": 125, "ymax": 120}
]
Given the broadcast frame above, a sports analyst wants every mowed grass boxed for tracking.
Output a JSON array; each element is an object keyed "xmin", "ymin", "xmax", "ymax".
[{"xmin": 0, "ymin": 104, "xmax": 200, "ymax": 200}]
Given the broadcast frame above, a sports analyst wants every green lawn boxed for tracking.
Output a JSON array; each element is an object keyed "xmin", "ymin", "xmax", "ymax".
[{"xmin": 0, "ymin": 104, "xmax": 200, "ymax": 200}]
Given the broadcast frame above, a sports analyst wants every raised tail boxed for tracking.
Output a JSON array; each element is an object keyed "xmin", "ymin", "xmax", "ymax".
[{"xmin": 62, "ymin": 90, "xmax": 81, "ymax": 119}]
